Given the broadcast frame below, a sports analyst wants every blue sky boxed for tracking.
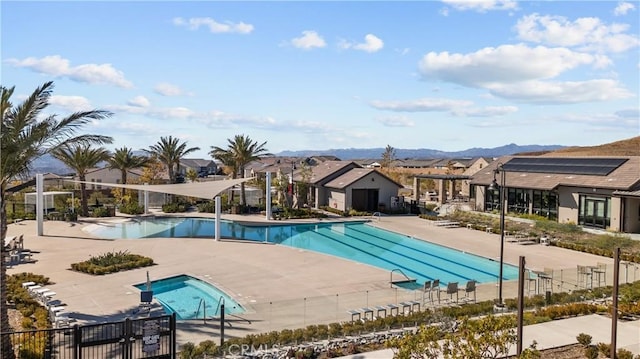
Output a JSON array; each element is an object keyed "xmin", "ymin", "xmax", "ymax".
[{"xmin": 2, "ymin": 1, "xmax": 639, "ymax": 158}]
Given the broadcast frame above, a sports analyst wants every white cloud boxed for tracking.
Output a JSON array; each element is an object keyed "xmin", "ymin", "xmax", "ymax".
[
  {"xmin": 419, "ymin": 44, "xmax": 599, "ymax": 87},
  {"xmin": 488, "ymin": 79, "xmax": 633, "ymax": 104},
  {"xmin": 451, "ymin": 106, "xmax": 518, "ymax": 117},
  {"xmin": 128, "ymin": 96, "xmax": 150, "ymax": 107},
  {"xmin": 172, "ymin": 17, "xmax": 253, "ymax": 34},
  {"xmin": 376, "ymin": 116, "xmax": 415, "ymax": 127},
  {"xmin": 154, "ymin": 83, "xmax": 184, "ymax": 97},
  {"xmin": 290, "ymin": 31, "xmax": 327, "ymax": 50},
  {"xmin": 370, "ymin": 98, "xmax": 473, "ymax": 112},
  {"xmin": 442, "ymin": 0, "xmax": 517, "ymax": 12},
  {"xmin": 515, "ymin": 13, "xmax": 640, "ymax": 53},
  {"xmin": 614, "ymin": 2, "xmax": 636, "ymax": 16},
  {"xmin": 340, "ymin": 34, "xmax": 384, "ymax": 53},
  {"xmin": 49, "ymin": 95, "xmax": 93, "ymax": 112},
  {"xmin": 6, "ymin": 55, "xmax": 133, "ymax": 88}
]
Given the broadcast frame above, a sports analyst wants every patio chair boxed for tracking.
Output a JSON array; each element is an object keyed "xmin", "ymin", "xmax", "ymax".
[
  {"xmin": 525, "ymin": 269, "xmax": 538, "ymax": 296},
  {"xmin": 592, "ymin": 263, "xmax": 606, "ymax": 287},
  {"xmin": 440, "ymin": 282, "xmax": 459, "ymax": 304},
  {"xmin": 422, "ymin": 280, "xmax": 432, "ymax": 304},
  {"xmin": 430, "ymin": 279, "xmax": 441, "ymax": 303},
  {"xmin": 459, "ymin": 280, "xmax": 477, "ymax": 303}
]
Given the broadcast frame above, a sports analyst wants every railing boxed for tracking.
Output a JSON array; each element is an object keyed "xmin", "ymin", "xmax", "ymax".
[
  {"xmin": 1, "ymin": 314, "xmax": 176, "ymax": 359},
  {"xmin": 371, "ymin": 212, "xmax": 381, "ymax": 221},
  {"xmin": 214, "ymin": 295, "xmax": 225, "ymax": 316},
  {"xmin": 389, "ymin": 268, "xmax": 415, "ymax": 287},
  {"xmin": 194, "ymin": 298, "xmax": 206, "ymax": 323}
]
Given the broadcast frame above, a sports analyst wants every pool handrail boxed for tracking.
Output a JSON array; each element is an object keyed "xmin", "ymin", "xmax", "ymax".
[
  {"xmin": 194, "ymin": 298, "xmax": 207, "ymax": 323},
  {"xmin": 390, "ymin": 268, "xmax": 416, "ymax": 288}
]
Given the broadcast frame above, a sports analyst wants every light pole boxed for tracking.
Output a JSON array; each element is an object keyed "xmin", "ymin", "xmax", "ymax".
[{"xmin": 488, "ymin": 162, "xmax": 506, "ymax": 307}]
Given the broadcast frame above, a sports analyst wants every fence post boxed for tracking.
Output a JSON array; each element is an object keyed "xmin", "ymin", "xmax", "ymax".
[
  {"xmin": 73, "ymin": 324, "xmax": 81, "ymax": 359},
  {"xmin": 171, "ymin": 313, "xmax": 177, "ymax": 359}
]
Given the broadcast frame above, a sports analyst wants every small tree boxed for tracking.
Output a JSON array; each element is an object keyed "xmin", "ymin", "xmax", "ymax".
[{"xmin": 381, "ymin": 144, "xmax": 396, "ymax": 170}]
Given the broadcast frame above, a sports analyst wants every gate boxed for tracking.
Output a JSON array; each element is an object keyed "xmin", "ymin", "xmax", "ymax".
[{"xmin": 3, "ymin": 314, "xmax": 176, "ymax": 359}]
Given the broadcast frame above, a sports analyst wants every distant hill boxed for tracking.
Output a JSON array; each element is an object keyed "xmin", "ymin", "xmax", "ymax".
[
  {"xmin": 542, "ymin": 136, "xmax": 639, "ymax": 157},
  {"xmin": 278, "ymin": 143, "xmax": 566, "ymax": 160}
]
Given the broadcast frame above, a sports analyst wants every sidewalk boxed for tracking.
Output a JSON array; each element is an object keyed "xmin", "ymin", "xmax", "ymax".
[{"xmin": 336, "ymin": 314, "xmax": 640, "ymax": 358}]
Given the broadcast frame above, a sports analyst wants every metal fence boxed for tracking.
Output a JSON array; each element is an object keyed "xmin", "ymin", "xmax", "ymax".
[{"xmin": 2, "ymin": 314, "xmax": 176, "ymax": 359}]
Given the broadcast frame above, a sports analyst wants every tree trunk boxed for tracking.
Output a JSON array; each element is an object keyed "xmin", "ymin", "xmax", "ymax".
[
  {"xmin": 1, "ymin": 186, "xmax": 17, "ymax": 359},
  {"xmin": 80, "ymin": 175, "xmax": 89, "ymax": 216}
]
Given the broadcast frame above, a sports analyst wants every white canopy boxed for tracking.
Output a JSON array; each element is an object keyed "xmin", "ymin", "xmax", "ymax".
[{"xmin": 69, "ymin": 177, "xmax": 253, "ymax": 200}]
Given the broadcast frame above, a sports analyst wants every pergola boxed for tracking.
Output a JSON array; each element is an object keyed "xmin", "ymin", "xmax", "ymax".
[
  {"xmin": 24, "ymin": 191, "xmax": 74, "ymax": 214},
  {"xmin": 412, "ymin": 174, "xmax": 471, "ymax": 204}
]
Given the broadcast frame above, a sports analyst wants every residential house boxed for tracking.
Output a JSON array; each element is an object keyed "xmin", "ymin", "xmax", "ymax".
[
  {"xmin": 178, "ymin": 159, "xmax": 217, "ymax": 178},
  {"xmin": 469, "ymin": 156, "xmax": 640, "ymax": 233},
  {"xmin": 324, "ymin": 168, "xmax": 404, "ymax": 212}
]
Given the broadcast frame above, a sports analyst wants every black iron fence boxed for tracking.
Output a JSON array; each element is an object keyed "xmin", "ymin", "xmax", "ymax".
[{"xmin": 2, "ymin": 314, "xmax": 176, "ymax": 359}]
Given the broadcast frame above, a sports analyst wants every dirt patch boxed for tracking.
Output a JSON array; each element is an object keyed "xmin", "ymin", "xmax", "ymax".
[{"xmin": 9, "ymin": 308, "xmax": 24, "ymax": 330}]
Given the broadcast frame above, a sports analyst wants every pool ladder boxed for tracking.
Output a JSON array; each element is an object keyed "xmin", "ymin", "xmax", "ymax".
[
  {"xmin": 390, "ymin": 268, "xmax": 416, "ymax": 288},
  {"xmin": 194, "ymin": 296, "xmax": 226, "ymax": 324}
]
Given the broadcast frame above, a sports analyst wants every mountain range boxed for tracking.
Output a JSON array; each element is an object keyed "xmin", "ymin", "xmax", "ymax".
[
  {"xmin": 277, "ymin": 143, "xmax": 566, "ymax": 160},
  {"xmin": 31, "ymin": 143, "xmax": 565, "ymax": 175}
]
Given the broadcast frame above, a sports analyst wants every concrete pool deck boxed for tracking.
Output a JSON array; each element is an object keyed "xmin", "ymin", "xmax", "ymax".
[{"xmin": 6, "ymin": 212, "xmax": 639, "ymax": 348}]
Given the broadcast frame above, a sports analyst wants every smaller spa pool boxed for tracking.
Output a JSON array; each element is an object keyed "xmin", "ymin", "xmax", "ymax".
[{"xmin": 135, "ymin": 275, "xmax": 244, "ymax": 320}]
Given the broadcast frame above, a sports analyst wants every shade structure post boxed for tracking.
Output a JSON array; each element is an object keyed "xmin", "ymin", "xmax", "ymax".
[
  {"xmin": 36, "ymin": 174, "xmax": 44, "ymax": 236},
  {"xmin": 266, "ymin": 172, "xmax": 272, "ymax": 220},
  {"xmin": 215, "ymin": 196, "xmax": 221, "ymax": 241},
  {"xmin": 143, "ymin": 183, "xmax": 149, "ymax": 214}
]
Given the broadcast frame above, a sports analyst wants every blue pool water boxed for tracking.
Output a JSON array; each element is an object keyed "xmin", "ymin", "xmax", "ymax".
[
  {"xmin": 94, "ymin": 217, "xmax": 518, "ymax": 285},
  {"xmin": 134, "ymin": 274, "xmax": 244, "ymax": 320}
]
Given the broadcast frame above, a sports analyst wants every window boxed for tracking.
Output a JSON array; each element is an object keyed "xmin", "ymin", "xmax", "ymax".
[
  {"xmin": 532, "ymin": 190, "xmax": 558, "ymax": 220},
  {"xmin": 578, "ymin": 195, "xmax": 610, "ymax": 229}
]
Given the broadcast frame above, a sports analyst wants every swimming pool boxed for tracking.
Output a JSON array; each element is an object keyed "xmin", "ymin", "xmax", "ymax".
[
  {"xmin": 91, "ymin": 217, "xmax": 518, "ymax": 285},
  {"xmin": 134, "ymin": 274, "xmax": 244, "ymax": 320}
]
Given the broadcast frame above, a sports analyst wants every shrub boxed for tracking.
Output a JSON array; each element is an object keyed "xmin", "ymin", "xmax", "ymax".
[
  {"xmin": 119, "ymin": 202, "xmax": 145, "ymax": 215},
  {"xmin": 162, "ymin": 202, "xmax": 189, "ymax": 213},
  {"xmin": 197, "ymin": 201, "xmax": 216, "ymax": 213},
  {"xmin": 576, "ymin": 333, "xmax": 592, "ymax": 347},
  {"xmin": 71, "ymin": 250, "xmax": 155, "ymax": 275},
  {"xmin": 91, "ymin": 206, "xmax": 111, "ymax": 217}
]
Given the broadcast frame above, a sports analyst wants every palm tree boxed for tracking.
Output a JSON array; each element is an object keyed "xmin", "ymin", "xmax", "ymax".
[
  {"xmin": 209, "ymin": 150, "xmax": 239, "ymax": 205},
  {"xmin": 107, "ymin": 147, "xmax": 150, "ymax": 185},
  {"xmin": 145, "ymin": 136, "xmax": 200, "ymax": 184},
  {"xmin": 210, "ymin": 134, "xmax": 270, "ymax": 208},
  {"xmin": 52, "ymin": 144, "xmax": 112, "ymax": 216},
  {"xmin": 1, "ymin": 81, "xmax": 112, "ymax": 358}
]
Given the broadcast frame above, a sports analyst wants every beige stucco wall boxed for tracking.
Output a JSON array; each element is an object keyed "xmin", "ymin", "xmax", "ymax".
[
  {"xmin": 461, "ymin": 158, "xmax": 490, "ymax": 197},
  {"xmin": 557, "ymin": 187, "xmax": 579, "ymax": 224},
  {"xmin": 82, "ymin": 168, "xmax": 141, "ymax": 190},
  {"xmin": 622, "ymin": 197, "xmax": 640, "ymax": 233},
  {"xmin": 558, "ymin": 187, "xmax": 621, "ymax": 230},
  {"xmin": 328, "ymin": 190, "xmax": 346, "ymax": 211}
]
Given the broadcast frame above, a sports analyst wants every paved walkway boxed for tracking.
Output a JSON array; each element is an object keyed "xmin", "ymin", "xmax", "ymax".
[{"xmin": 5, "ymin": 213, "xmax": 639, "ymax": 354}]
